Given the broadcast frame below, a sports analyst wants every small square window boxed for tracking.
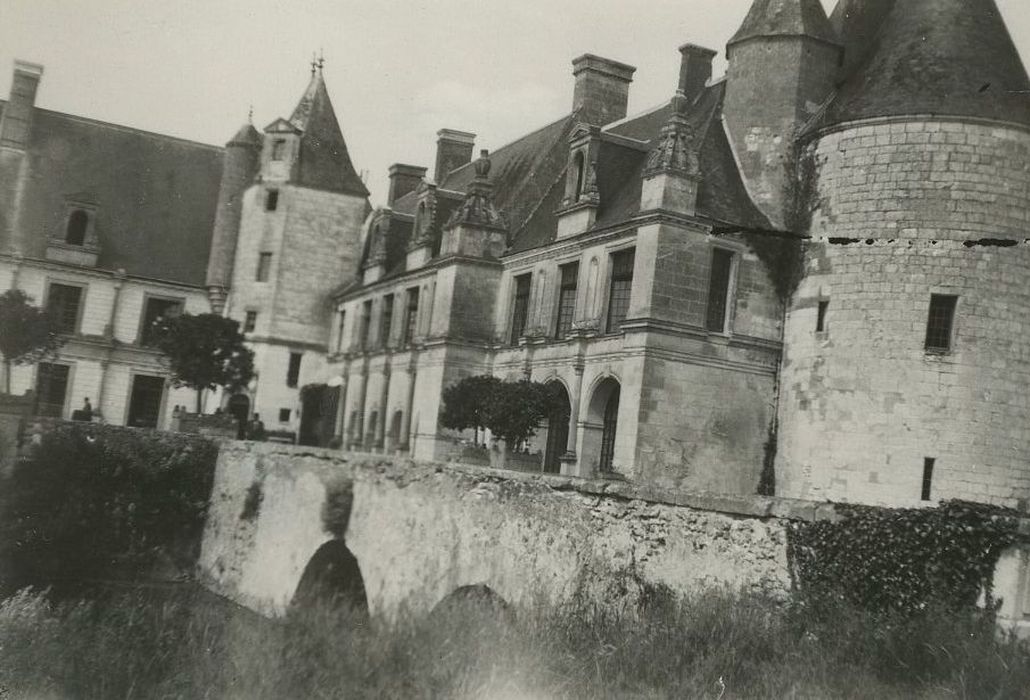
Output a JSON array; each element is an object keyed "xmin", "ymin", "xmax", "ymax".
[
  {"xmin": 271, "ymin": 139, "xmax": 286, "ymax": 161},
  {"xmin": 257, "ymin": 252, "xmax": 272, "ymax": 282},
  {"xmin": 925, "ymin": 295, "xmax": 958, "ymax": 352},
  {"xmin": 265, "ymin": 189, "xmax": 279, "ymax": 212},
  {"xmin": 279, "ymin": 408, "xmax": 291, "ymax": 423},
  {"xmin": 244, "ymin": 311, "xmax": 257, "ymax": 333}
]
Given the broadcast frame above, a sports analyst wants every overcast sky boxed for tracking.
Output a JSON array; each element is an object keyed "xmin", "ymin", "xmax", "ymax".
[{"xmin": 2, "ymin": 0, "xmax": 1029, "ymax": 204}]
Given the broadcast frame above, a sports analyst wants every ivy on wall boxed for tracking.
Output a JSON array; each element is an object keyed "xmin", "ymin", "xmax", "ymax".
[{"xmin": 787, "ymin": 500, "xmax": 1023, "ymax": 616}]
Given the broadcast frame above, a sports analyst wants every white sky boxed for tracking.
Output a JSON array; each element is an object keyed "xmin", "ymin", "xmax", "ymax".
[{"xmin": 1, "ymin": 0, "xmax": 1029, "ymax": 204}]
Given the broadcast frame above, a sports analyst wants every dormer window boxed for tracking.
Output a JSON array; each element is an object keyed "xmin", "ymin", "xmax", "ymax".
[
  {"xmin": 65, "ymin": 209, "xmax": 89, "ymax": 245},
  {"xmin": 271, "ymin": 139, "xmax": 287, "ymax": 161}
]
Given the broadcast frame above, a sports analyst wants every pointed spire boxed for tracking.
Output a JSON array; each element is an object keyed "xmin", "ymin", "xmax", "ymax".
[
  {"xmin": 729, "ymin": 0, "xmax": 839, "ymax": 48},
  {"xmin": 447, "ymin": 150, "xmax": 507, "ymax": 230},
  {"xmin": 825, "ymin": 0, "xmax": 1030, "ymax": 128},
  {"xmin": 287, "ymin": 63, "xmax": 369, "ymax": 197}
]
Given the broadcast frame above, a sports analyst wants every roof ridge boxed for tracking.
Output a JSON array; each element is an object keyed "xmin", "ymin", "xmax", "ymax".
[{"xmin": 29, "ymin": 105, "xmax": 223, "ymax": 152}]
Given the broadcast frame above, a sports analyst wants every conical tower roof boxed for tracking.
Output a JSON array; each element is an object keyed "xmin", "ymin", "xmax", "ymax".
[
  {"xmin": 288, "ymin": 69, "xmax": 369, "ymax": 197},
  {"xmin": 824, "ymin": 0, "xmax": 1030, "ymax": 127},
  {"xmin": 729, "ymin": 0, "xmax": 839, "ymax": 48},
  {"xmin": 227, "ymin": 122, "xmax": 262, "ymax": 148}
]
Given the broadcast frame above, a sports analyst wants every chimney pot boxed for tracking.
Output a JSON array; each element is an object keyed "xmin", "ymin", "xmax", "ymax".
[
  {"xmin": 572, "ymin": 54, "xmax": 636, "ymax": 126},
  {"xmin": 677, "ymin": 44, "xmax": 716, "ymax": 104},
  {"xmin": 434, "ymin": 129, "xmax": 476, "ymax": 183},
  {"xmin": 387, "ymin": 163, "xmax": 428, "ymax": 206}
]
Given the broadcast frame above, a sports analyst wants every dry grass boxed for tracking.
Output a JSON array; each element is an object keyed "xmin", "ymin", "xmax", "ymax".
[{"xmin": 0, "ymin": 585, "xmax": 1027, "ymax": 699}]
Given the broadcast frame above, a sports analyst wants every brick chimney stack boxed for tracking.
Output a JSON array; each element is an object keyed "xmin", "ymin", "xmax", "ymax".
[
  {"xmin": 1, "ymin": 61, "xmax": 44, "ymax": 149},
  {"xmin": 572, "ymin": 54, "xmax": 636, "ymax": 126},
  {"xmin": 434, "ymin": 129, "xmax": 476, "ymax": 183},
  {"xmin": 387, "ymin": 163, "xmax": 428, "ymax": 206},
  {"xmin": 678, "ymin": 44, "xmax": 716, "ymax": 104}
]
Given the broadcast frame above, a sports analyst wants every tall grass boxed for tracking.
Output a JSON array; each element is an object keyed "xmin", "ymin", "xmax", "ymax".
[{"xmin": 0, "ymin": 585, "xmax": 1027, "ymax": 699}]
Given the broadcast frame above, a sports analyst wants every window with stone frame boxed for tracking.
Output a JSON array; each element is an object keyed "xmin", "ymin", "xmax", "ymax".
[
  {"xmin": 509, "ymin": 273, "xmax": 532, "ymax": 345},
  {"xmin": 286, "ymin": 352, "xmax": 302, "ymax": 388},
  {"xmin": 139, "ymin": 296, "xmax": 184, "ymax": 346},
  {"xmin": 65, "ymin": 209, "xmax": 89, "ymax": 245},
  {"xmin": 380, "ymin": 294, "xmax": 394, "ymax": 348},
  {"xmin": 925, "ymin": 294, "xmax": 958, "ymax": 352},
  {"xmin": 256, "ymin": 252, "xmax": 272, "ymax": 282},
  {"xmin": 705, "ymin": 248, "xmax": 735, "ymax": 333},
  {"xmin": 555, "ymin": 262, "xmax": 579, "ymax": 339},
  {"xmin": 403, "ymin": 288, "xmax": 420, "ymax": 345},
  {"xmin": 271, "ymin": 139, "xmax": 287, "ymax": 161},
  {"xmin": 244, "ymin": 311, "xmax": 258, "ymax": 333},
  {"xmin": 265, "ymin": 189, "xmax": 279, "ymax": 212},
  {"xmin": 605, "ymin": 249, "xmax": 635, "ymax": 333},
  {"xmin": 46, "ymin": 282, "xmax": 84, "ymax": 335},
  {"xmin": 360, "ymin": 300, "xmax": 373, "ymax": 350}
]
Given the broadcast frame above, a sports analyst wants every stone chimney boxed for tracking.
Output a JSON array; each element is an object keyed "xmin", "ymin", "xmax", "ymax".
[
  {"xmin": 434, "ymin": 129, "xmax": 476, "ymax": 183},
  {"xmin": 678, "ymin": 44, "xmax": 716, "ymax": 104},
  {"xmin": 1, "ymin": 60, "xmax": 44, "ymax": 149},
  {"xmin": 387, "ymin": 163, "xmax": 428, "ymax": 206},
  {"xmin": 572, "ymin": 54, "xmax": 636, "ymax": 126}
]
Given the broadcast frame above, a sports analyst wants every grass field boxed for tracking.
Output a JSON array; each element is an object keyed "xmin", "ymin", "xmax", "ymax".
[{"xmin": 0, "ymin": 584, "xmax": 1028, "ymax": 699}]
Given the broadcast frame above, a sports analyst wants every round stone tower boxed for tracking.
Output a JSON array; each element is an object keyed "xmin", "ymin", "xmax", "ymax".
[
  {"xmin": 776, "ymin": 0, "xmax": 1030, "ymax": 508},
  {"xmin": 206, "ymin": 121, "xmax": 262, "ymax": 314}
]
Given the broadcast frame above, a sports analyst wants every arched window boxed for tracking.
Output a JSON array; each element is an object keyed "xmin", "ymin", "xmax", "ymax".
[
  {"xmin": 572, "ymin": 151, "xmax": 585, "ymax": 202},
  {"xmin": 65, "ymin": 209, "xmax": 89, "ymax": 246}
]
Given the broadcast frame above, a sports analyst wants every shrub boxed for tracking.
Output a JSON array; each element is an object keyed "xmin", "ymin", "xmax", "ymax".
[
  {"xmin": 440, "ymin": 375, "xmax": 565, "ymax": 447},
  {"xmin": 0, "ymin": 422, "xmax": 218, "ymax": 594}
]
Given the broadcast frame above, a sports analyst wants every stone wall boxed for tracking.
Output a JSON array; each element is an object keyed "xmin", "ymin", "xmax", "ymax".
[
  {"xmin": 778, "ymin": 119, "xmax": 1030, "ymax": 507},
  {"xmin": 198, "ymin": 442, "xmax": 819, "ymax": 618}
]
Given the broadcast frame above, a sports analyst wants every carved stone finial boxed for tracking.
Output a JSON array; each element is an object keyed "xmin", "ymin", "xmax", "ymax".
[
  {"xmin": 447, "ymin": 152, "xmax": 507, "ymax": 231},
  {"xmin": 582, "ymin": 159, "xmax": 600, "ymax": 204},
  {"xmin": 644, "ymin": 93, "xmax": 700, "ymax": 178},
  {"xmin": 474, "ymin": 149, "xmax": 492, "ymax": 179}
]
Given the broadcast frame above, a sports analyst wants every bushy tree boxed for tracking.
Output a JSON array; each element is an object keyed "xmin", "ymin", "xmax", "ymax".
[
  {"xmin": 0, "ymin": 289, "xmax": 64, "ymax": 394},
  {"xmin": 151, "ymin": 313, "xmax": 254, "ymax": 413},
  {"xmin": 440, "ymin": 375, "xmax": 564, "ymax": 449}
]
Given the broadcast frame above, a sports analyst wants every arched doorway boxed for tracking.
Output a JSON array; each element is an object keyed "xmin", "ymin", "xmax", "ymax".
[
  {"xmin": 581, "ymin": 377, "xmax": 621, "ymax": 475},
  {"xmin": 543, "ymin": 382, "xmax": 571, "ymax": 474},
  {"xmin": 227, "ymin": 394, "xmax": 250, "ymax": 440},
  {"xmin": 291, "ymin": 540, "xmax": 368, "ymax": 617}
]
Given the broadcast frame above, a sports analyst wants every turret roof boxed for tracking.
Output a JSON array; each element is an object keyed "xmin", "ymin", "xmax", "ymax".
[
  {"xmin": 227, "ymin": 123, "xmax": 261, "ymax": 148},
  {"xmin": 822, "ymin": 0, "xmax": 1030, "ymax": 128},
  {"xmin": 729, "ymin": 0, "xmax": 839, "ymax": 47},
  {"xmin": 288, "ymin": 70, "xmax": 369, "ymax": 197}
]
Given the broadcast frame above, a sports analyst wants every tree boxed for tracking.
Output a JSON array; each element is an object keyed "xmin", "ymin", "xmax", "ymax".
[
  {"xmin": 440, "ymin": 375, "xmax": 564, "ymax": 449},
  {"xmin": 151, "ymin": 313, "xmax": 254, "ymax": 413},
  {"xmin": 0, "ymin": 289, "xmax": 64, "ymax": 394}
]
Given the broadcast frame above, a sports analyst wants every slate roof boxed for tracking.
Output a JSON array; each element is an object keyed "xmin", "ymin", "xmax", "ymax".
[
  {"xmin": 0, "ymin": 101, "xmax": 224, "ymax": 286},
  {"xmin": 729, "ymin": 0, "xmax": 839, "ymax": 47},
  {"xmin": 288, "ymin": 71, "xmax": 369, "ymax": 197},
  {"xmin": 821, "ymin": 0, "xmax": 1030, "ymax": 128}
]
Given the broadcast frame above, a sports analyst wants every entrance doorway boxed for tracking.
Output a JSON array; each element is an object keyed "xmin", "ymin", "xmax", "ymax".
[
  {"xmin": 227, "ymin": 394, "xmax": 250, "ymax": 439},
  {"xmin": 127, "ymin": 375, "xmax": 165, "ymax": 428},
  {"xmin": 543, "ymin": 383, "xmax": 571, "ymax": 474},
  {"xmin": 34, "ymin": 363, "xmax": 70, "ymax": 418}
]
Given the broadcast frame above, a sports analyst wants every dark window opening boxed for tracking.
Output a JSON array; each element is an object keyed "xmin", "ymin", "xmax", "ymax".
[
  {"xmin": 127, "ymin": 374, "xmax": 165, "ymax": 428},
  {"xmin": 816, "ymin": 300, "xmax": 829, "ymax": 333},
  {"xmin": 606, "ymin": 249, "xmax": 635, "ymax": 333},
  {"xmin": 706, "ymin": 248, "xmax": 735, "ymax": 333},
  {"xmin": 271, "ymin": 139, "xmax": 286, "ymax": 161},
  {"xmin": 925, "ymin": 294, "xmax": 958, "ymax": 352},
  {"xmin": 572, "ymin": 151, "xmax": 585, "ymax": 202},
  {"xmin": 335, "ymin": 311, "xmax": 346, "ymax": 352},
  {"xmin": 404, "ymin": 288, "xmax": 420, "ymax": 345},
  {"xmin": 360, "ymin": 300, "xmax": 373, "ymax": 350},
  {"xmin": 510, "ymin": 274, "xmax": 532, "ymax": 345},
  {"xmin": 140, "ymin": 297, "xmax": 183, "ymax": 346},
  {"xmin": 265, "ymin": 189, "xmax": 279, "ymax": 212},
  {"xmin": 599, "ymin": 386, "xmax": 621, "ymax": 473},
  {"xmin": 257, "ymin": 252, "xmax": 272, "ymax": 282},
  {"xmin": 279, "ymin": 408, "xmax": 291, "ymax": 423},
  {"xmin": 380, "ymin": 294, "xmax": 394, "ymax": 348},
  {"xmin": 921, "ymin": 458, "xmax": 935, "ymax": 501},
  {"xmin": 555, "ymin": 262, "xmax": 579, "ymax": 339},
  {"xmin": 46, "ymin": 283, "xmax": 83, "ymax": 335},
  {"xmin": 287, "ymin": 352, "xmax": 302, "ymax": 388},
  {"xmin": 244, "ymin": 311, "xmax": 257, "ymax": 333},
  {"xmin": 65, "ymin": 209, "xmax": 89, "ymax": 245},
  {"xmin": 34, "ymin": 362, "xmax": 70, "ymax": 418}
]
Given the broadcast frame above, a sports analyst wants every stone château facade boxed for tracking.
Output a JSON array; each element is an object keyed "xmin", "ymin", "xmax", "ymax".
[{"xmin": 1, "ymin": 0, "xmax": 1029, "ymax": 509}]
